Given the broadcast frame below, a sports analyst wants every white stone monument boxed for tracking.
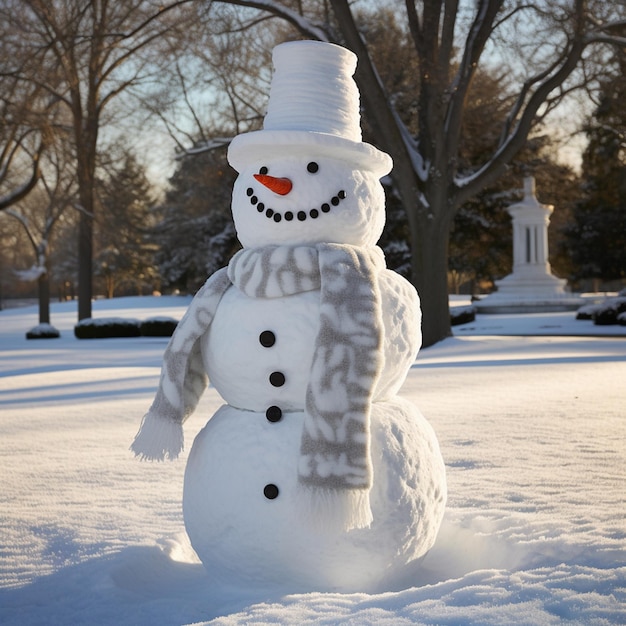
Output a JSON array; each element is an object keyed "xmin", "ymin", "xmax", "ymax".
[{"xmin": 476, "ymin": 176, "xmax": 583, "ymax": 313}]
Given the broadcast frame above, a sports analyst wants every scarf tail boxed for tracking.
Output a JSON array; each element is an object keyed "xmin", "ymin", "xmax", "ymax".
[
  {"xmin": 130, "ymin": 268, "xmax": 232, "ymax": 461},
  {"xmin": 130, "ymin": 410, "xmax": 186, "ymax": 461},
  {"xmin": 297, "ymin": 244, "xmax": 384, "ymax": 529}
]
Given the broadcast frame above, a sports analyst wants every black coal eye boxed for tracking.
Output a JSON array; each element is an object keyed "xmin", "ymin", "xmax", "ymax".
[
  {"xmin": 259, "ymin": 166, "xmax": 268, "ymax": 175},
  {"xmin": 307, "ymin": 162, "xmax": 319, "ymax": 173}
]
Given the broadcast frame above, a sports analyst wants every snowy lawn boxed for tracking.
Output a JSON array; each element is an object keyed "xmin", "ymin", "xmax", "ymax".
[{"xmin": 0, "ymin": 297, "xmax": 624, "ymax": 625}]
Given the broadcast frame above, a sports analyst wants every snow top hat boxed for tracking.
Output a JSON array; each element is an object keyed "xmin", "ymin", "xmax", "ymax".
[{"xmin": 228, "ymin": 40, "xmax": 392, "ymax": 176}]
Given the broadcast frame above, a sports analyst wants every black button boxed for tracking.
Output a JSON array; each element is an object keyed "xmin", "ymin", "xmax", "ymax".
[
  {"xmin": 269, "ymin": 371, "xmax": 285, "ymax": 387},
  {"xmin": 266, "ymin": 406, "xmax": 282, "ymax": 422},
  {"xmin": 264, "ymin": 484, "xmax": 279, "ymax": 499},
  {"xmin": 259, "ymin": 330, "xmax": 276, "ymax": 347}
]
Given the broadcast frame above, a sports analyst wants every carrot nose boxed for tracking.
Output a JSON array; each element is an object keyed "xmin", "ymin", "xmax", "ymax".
[{"xmin": 253, "ymin": 174, "xmax": 292, "ymax": 196}]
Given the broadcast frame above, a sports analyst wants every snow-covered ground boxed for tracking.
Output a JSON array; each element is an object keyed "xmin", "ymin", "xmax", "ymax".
[{"xmin": 0, "ymin": 296, "xmax": 624, "ymax": 625}]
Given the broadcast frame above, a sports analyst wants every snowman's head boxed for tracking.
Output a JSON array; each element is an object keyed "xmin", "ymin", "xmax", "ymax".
[
  {"xmin": 227, "ymin": 41, "xmax": 392, "ymax": 249},
  {"xmin": 230, "ymin": 149, "xmax": 387, "ymax": 248}
]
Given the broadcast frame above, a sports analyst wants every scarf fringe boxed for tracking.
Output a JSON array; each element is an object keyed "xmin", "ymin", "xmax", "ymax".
[
  {"xmin": 297, "ymin": 486, "xmax": 373, "ymax": 531},
  {"xmin": 130, "ymin": 411, "xmax": 184, "ymax": 461}
]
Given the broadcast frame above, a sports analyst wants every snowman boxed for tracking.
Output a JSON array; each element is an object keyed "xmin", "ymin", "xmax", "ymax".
[{"xmin": 131, "ymin": 40, "xmax": 446, "ymax": 593}]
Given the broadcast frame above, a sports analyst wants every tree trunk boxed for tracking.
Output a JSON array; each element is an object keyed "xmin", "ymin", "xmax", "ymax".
[
  {"xmin": 76, "ymin": 116, "xmax": 98, "ymax": 321},
  {"xmin": 106, "ymin": 274, "xmax": 114, "ymax": 299},
  {"xmin": 38, "ymin": 271, "xmax": 50, "ymax": 325},
  {"xmin": 410, "ymin": 209, "xmax": 453, "ymax": 348},
  {"xmin": 78, "ymin": 209, "xmax": 93, "ymax": 320}
]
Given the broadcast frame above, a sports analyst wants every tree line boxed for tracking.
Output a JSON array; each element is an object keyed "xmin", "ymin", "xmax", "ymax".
[{"xmin": 1, "ymin": 0, "xmax": 625, "ymax": 345}]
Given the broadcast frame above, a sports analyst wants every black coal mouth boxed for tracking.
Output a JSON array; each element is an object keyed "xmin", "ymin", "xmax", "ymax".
[{"xmin": 246, "ymin": 187, "xmax": 347, "ymax": 223}]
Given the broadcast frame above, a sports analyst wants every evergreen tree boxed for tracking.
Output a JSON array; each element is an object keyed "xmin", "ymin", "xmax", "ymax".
[
  {"xmin": 95, "ymin": 153, "xmax": 159, "ymax": 297},
  {"xmin": 566, "ymin": 60, "xmax": 626, "ymax": 287},
  {"xmin": 153, "ymin": 146, "xmax": 239, "ymax": 293}
]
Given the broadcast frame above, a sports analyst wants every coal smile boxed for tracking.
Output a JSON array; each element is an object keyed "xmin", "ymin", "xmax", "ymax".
[{"xmin": 246, "ymin": 187, "xmax": 347, "ymax": 223}]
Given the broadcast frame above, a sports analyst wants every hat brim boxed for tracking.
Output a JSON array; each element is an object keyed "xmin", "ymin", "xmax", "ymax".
[{"xmin": 228, "ymin": 130, "xmax": 392, "ymax": 177}]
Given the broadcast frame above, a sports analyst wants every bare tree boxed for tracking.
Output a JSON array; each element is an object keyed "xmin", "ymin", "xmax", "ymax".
[
  {"xmin": 0, "ymin": 0, "xmax": 198, "ymax": 320},
  {"xmin": 4, "ymin": 134, "xmax": 77, "ymax": 329},
  {"xmin": 140, "ymin": 5, "xmax": 284, "ymax": 153},
  {"xmin": 199, "ymin": 0, "xmax": 626, "ymax": 346},
  {"xmin": 0, "ymin": 77, "xmax": 50, "ymax": 211}
]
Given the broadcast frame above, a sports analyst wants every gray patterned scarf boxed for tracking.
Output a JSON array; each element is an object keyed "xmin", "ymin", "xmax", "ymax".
[{"xmin": 131, "ymin": 243, "xmax": 385, "ymax": 530}]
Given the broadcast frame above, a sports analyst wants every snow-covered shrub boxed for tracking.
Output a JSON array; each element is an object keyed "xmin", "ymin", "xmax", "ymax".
[
  {"xmin": 586, "ymin": 297, "xmax": 626, "ymax": 326},
  {"xmin": 575, "ymin": 295, "xmax": 626, "ymax": 324},
  {"xmin": 451, "ymin": 306, "xmax": 476, "ymax": 326},
  {"xmin": 575, "ymin": 303, "xmax": 600, "ymax": 320},
  {"xmin": 26, "ymin": 324, "xmax": 60, "ymax": 340},
  {"xmin": 140, "ymin": 317, "xmax": 178, "ymax": 337},
  {"xmin": 74, "ymin": 318, "xmax": 141, "ymax": 339},
  {"xmin": 593, "ymin": 308, "xmax": 617, "ymax": 325}
]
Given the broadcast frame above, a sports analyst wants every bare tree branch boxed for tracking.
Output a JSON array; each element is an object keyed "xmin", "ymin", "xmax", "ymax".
[
  {"xmin": 0, "ymin": 141, "xmax": 44, "ymax": 211},
  {"xmin": 211, "ymin": 0, "xmax": 330, "ymax": 40}
]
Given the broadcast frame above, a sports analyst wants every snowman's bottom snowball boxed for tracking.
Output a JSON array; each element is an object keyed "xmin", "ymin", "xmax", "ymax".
[{"xmin": 183, "ymin": 397, "xmax": 446, "ymax": 593}]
